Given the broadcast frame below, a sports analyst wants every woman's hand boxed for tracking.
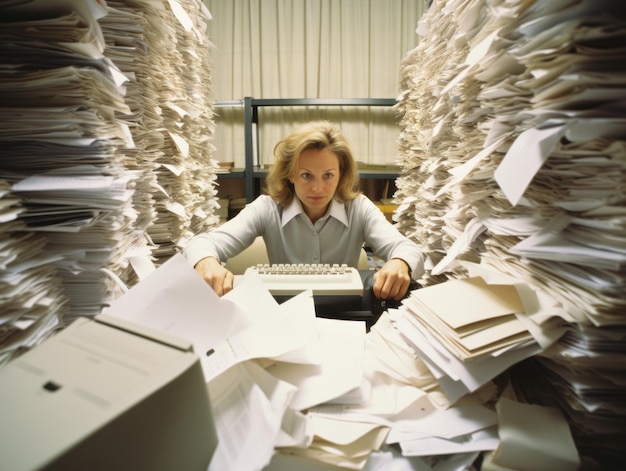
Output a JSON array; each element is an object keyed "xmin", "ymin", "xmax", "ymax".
[
  {"xmin": 372, "ymin": 258, "xmax": 411, "ymax": 301},
  {"xmin": 194, "ymin": 256, "xmax": 234, "ymax": 297}
]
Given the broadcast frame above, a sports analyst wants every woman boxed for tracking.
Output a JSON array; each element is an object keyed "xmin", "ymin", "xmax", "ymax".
[{"xmin": 184, "ymin": 120, "xmax": 424, "ymax": 299}]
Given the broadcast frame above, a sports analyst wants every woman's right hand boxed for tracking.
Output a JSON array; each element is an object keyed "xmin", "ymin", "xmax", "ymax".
[{"xmin": 194, "ymin": 256, "xmax": 234, "ymax": 297}]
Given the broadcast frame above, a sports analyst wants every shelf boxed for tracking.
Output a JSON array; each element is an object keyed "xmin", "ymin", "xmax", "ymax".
[
  {"xmin": 240, "ymin": 97, "xmax": 399, "ymax": 202},
  {"xmin": 251, "ymin": 166, "xmax": 268, "ymax": 178},
  {"xmin": 249, "ymin": 98, "xmax": 396, "ymax": 107},
  {"xmin": 359, "ymin": 169, "xmax": 401, "ymax": 179},
  {"xmin": 215, "ymin": 168, "xmax": 245, "ymax": 178}
]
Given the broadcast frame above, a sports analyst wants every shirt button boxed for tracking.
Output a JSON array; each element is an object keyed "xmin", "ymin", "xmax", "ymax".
[
  {"xmin": 313, "ymin": 255, "xmax": 319, "ymax": 260},
  {"xmin": 312, "ymin": 231, "xmax": 317, "ymax": 236}
]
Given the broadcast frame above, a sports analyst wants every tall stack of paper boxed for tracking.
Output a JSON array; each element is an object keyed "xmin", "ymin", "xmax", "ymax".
[
  {"xmin": 97, "ymin": 2, "xmax": 161, "ymax": 288},
  {"xmin": 394, "ymin": 0, "xmax": 626, "ymax": 466},
  {"xmin": 164, "ymin": 0, "xmax": 220, "ymax": 241},
  {"xmin": 98, "ymin": 0, "xmax": 218, "ymax": 264},
  {"xmin": 0, "ymin": 0, "xmax": 139, "ymax": 325},
  {"xmin": 0, "ymin": 0, "xmax": 220, "ymax": 356}
]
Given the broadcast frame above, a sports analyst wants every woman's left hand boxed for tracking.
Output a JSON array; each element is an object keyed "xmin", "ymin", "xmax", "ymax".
[{"xmin": 372, "ymin": 258, "xmax": 412, "ymax": 301}]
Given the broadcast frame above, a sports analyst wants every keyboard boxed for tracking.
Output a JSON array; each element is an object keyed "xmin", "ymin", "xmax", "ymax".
[{"xmin": 244, "ymin": 263, "xmax": 364, "ymax": 296}]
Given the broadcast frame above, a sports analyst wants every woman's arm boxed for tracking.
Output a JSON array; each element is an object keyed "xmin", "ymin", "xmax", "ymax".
[
  {"xmin": 357, "ymin": 196, "xmax": 425, "ymax": 300},
  {"xmin": 193, "ymin": 256, "xmax": 234, "ymax": 296},
  {"xmin": 183, "ymin": 195, "xmax": 273, "ymax": 295}
]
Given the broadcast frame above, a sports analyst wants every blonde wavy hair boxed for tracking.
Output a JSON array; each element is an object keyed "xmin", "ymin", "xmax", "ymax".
[{"xmin": 265, "ymin": 120, "xmax": 361, "ymax": 207}]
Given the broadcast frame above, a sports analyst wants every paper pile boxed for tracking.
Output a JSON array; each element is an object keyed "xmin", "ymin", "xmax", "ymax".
[
  {"xmin": 0, "ymin": 183, "xmax": 65, "ymax": 366},
  {"xmin": 393, "ymin": 0, "xmax": 626, "ymax": 465},
  {"xmin": 104, "ymin": 254, "xmax": 391, "ymax": 470},
  {"xmin": 0, "ymin": 0, "xmax": 222, "ymax": 361},
  {"xmin": 393, "ymin": 270, "xmax": 567, "ymax": 403},
  {"xmin": 0, "ymin": 0, "xmax": 137, "ymax": 358},
  {"xmin": 103, "ymin": 255, "xmax": 518, "ymax": 470},
  {"xmin": 98, "ymin": 0, "xmax": 219, "ymax": 263}
]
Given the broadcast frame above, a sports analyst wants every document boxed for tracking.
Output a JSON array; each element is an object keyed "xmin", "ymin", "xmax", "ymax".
[
  {"xmin": 103, "ymin": 254, "xmax": 251, "ymax": 357},
  {"xmin": 207, "ymin": 362, "xmax": 286, "ymax": 471},
  {"xmin": 494, "ymin": 124, "xmax": 567, "ymax": 207},
  {"xmin": 400, "ymin": 276, "xmax": 535, "ymax": 362},
  {"xmin": 366, "ymin": 312, "xmax": 440, "ymax": 391},
  {"xmin": 392, "ymin": 308, "xmax": 542, "ymax": 403},
  {"xmin": 104, "ymin": 254, "xmax": 325, "ymax": 382},
  {"xmin": 279, "ymin": 414, "xmax": 390, "ymax": 470},
  {"xmin": 202, "ymin": 287, "xmax": 320, "ymax": 382},
  {"xmin": 490, "ymin": 397, "xmax": 580, "ymax": 471},
  {"xmin": 407, "ymin": 276, "xmax": 525, "ymax": 329},
  {"xmin": 266, "ymin": 318, "xmax": 367, "ymax": 410},
  {"xmin": 398, "ymin": 428, "xmax": 499, "ymax": 457},
  {"xmin": 387, "ymin": 404, "xmax": 498, "ymax": 443},
  {"xmin": 509, "ymin": 213, "xmax": 626, "ymax": 271}
]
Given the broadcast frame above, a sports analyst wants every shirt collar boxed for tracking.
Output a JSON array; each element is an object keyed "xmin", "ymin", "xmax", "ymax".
[
  {"xmin": 328, "ymin": 198, "xmax": 349, "ymax": 226},
  {"xmin": 281, "ymin": 197, "xmax": 302, "ymax": 226},
  {"xmin": 281, "ymin": 198, "xmax": 349, "ymax": 227}
]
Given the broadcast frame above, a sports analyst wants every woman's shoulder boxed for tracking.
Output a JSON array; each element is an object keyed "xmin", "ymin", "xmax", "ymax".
[
  {"xmin": 246, "ymin": 194, "xmax": 282, "ymax": 217},
  {"xmin": 343, "ymin": 194, "xmax": 379, "ymax": 220},
  {"xmin": 250, "ymin": 194, "xmax": 279, "ymax": 207},
  {"xmin": 348, "ymin": 193, "xmax": 377, "ymax": 208},
  {"xmin": 238, "ymin": 195, "xmax": 282, "ymax": 229}
]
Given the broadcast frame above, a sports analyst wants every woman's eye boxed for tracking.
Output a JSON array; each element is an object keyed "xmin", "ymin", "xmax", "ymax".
[{"xmin": 324, "ymin": 173, "xmax": 335, "ymax": 180}]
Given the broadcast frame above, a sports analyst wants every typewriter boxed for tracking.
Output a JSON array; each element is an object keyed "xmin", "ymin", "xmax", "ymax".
[
  {"xmin": 244, "ymin": 263, "xmax": 363, "ymax": 296},
  {"xmin": 244, "ymin": 263, "xmax": 420, "ymax": 329}
]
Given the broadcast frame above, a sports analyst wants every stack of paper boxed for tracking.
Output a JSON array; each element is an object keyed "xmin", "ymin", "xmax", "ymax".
[
  {"xmin": 507, "ymin": 324, "xmax": 626, "ymax": 467},
  {"xmin": 387, "ymin": 404, "xmax": 499, "ymax": 459},
  {"xmin": 10, "ymin": 171, "xmax": 139, "ymax": 317},
  {"xmin": 0, "ymin": 181, "xmax": 65, "ymax": 366},
  {"xmin": 0, "ymin": 1, "xmax": 142, "ymax": 325},
  {"xmin": 96, "ymin": 1, "xmax": 162, "ymax": 288},
  {"xmin": 98, "ymin": 254, "xmax": 565, "ymax": 470},
  {"xmin": 0, "ymin": 0, "xmax": 221, "ymax": 356},
  {"xmin": 164, "ymin": 0, "xmax": 220, "ymax": 241},
  {"xmin": 404, "ymin": 277, "xmax": 531, "ymax": 361},
  {"xmin": 98, "ymin": 0, "xmax": 219, "ymax": 264},
  {"xmin": 394, "ymin": 0, "xmax": 626, "ymax": 465},
  {"xmin": 396, "ymin": 0, "xmax": 626, "ymax": 321},
  {"xmin": 394, "ymin": 272, "xmax": 566, "ymax": 403}
]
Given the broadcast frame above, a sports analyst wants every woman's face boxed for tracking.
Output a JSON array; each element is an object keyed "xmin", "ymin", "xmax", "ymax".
[{"xmin": 289, "ymin": 148, "xmax": 341, "ymax": 222}]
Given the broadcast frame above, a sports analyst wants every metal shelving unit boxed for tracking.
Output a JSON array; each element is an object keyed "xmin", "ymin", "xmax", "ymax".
[{"xmin": 217, "ymin": 97, "xmax": 400, "ymax": 202}]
